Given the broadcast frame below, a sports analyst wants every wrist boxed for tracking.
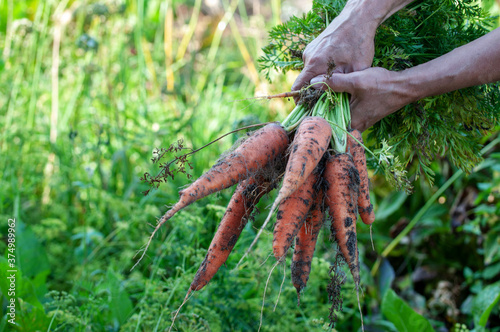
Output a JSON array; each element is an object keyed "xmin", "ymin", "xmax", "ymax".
[
  {"xmin": 344, "ymin": 0, "xmax": 415, "ymax": 28},
  {"xmin": 382, "ymin": 69, "xmax": 420, "ymax": 116},
  {"xmin": 340, "ymin": 0, "xmax": 380, "ymax": 34}
]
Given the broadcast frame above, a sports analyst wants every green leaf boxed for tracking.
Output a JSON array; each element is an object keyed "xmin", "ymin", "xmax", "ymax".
[
  {"xmin": 471, "ymin": 282, "xmax": 500, "ymax": 328},
  {"xmin": 483, "ymin": 262, "xmax": 500, "ymax": 280},
  {"xmin": 105, "ymin": 268, "xmax": 133, "ymax": 325},
  {"xmin": 379, "ymin": 259, "xmax": 395, "ymax": 298},
  {"xmin": 375, "ymin": 191, "xmax": 408, "ymax": 220},
  {"xmin": 382, "ymin": 289, "xmax": 435, "ymax": 332},
  {"xmin": 15, "ymin": 222, "xmax": 50, "ymax": 278},
  {"xmin": 0, "ymin": 257, "xmax": 47, "ymax": 309},
  {"xmin": 13, "ymin": 300, "xmax": 51, "ymax": 331},
  {"xmin": 484, "ymin": 233, "xmax": 500, "ymax": 265}
]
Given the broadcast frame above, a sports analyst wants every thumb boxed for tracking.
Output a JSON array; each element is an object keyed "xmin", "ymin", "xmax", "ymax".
[
  {"xmin": 291, "ymin": 66, "xmax": 323, "ymax": 92},
  {"xmin": 291, "ymin": 69, "xmax": 318, "ymax": 103},
  {"xmin": 310, "ymin": 73, "xmax": 354, "ymax": 94}
]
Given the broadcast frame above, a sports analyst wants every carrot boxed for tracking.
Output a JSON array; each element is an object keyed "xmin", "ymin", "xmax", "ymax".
[
  {"xmin": 237, "ymin": 116, "xmax": 331, "ymax": 266},
  {"xmin": 190, "ymin": 175, "xmax": 275, "ymax": 291},
  {"xmin": 276, "ymin": 116, "xmax": 331, "ymax": 204},
  {"xmin": 264, "ymin": 91, "xmax": 300, "ymax": 99},
  {"xmin": 291, "ymin": 188, "xmax": 325, "ymax": 297},
  {"xmin": 132, "ymin": 123, "xmax": 289, "ymax": 269},
  {"xmin": 347, "ymin": 129, "xmax": 375, "ymax": 226},
  {"xmin": 324, "ymin": 153, "xmax": 360, "ymax": 285},
  {"xmin": 234, "ymin": 91, "xmax": 300, "ymax": 102},
  {"xmin": 272, "ymin": 168, "xmax": 319, "ymax": 261},
  {"xmin": 324, "ymin": 152, "xmax": 365, "ymax": 330},
  {"xmin": 159, "ymin": 123, "xmax": 288, "ymax": 226}
]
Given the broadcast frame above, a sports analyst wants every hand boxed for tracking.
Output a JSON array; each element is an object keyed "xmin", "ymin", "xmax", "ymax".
[
  {"xmin": 291, "ymin": 11, "xmax": 376, "ymax": 94},
  {"xmin": 310, "ymin": 27, "xmax": 500, "ymax": 132},
  {"xmin": 291, "ymin": 0, "xmax": 417, "ymax": 99},
  {"xmin": 311, "ymin": 67, "xmax": 414, "ymax": 132}
]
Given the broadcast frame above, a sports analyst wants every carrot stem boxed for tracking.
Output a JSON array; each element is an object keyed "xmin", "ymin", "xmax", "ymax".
[{"xmin": 233, "ymin": 90, "xmax": 300, "ymax": 102}]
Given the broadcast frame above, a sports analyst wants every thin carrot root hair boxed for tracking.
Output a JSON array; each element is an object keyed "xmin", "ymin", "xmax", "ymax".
[
  {"xmin": 355, "ymin": 284, "xmax": 365, "ymax": 332},
  {"xmin": 259, "ymin": 259, "xmax": 281, "ymax": 332},
  {"xmin": 370, "ymin": 225, "xmax": 375, "ymax": 251},
  {"xmin": 274, "ymin": 261, "xmax": 287, "ymax": 312},
  {"xmin": 168, "ymin": 288, "xmax": 194, "ymax": 332}
]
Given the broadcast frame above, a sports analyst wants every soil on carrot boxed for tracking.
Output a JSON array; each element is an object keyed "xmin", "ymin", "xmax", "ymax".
[
  {"xmin": 291, "ymin": 257, "xmax": 309, "ymax": 297},
  {"xmin": 326, "ymin": 59, "xmax": 336, "ymax": 78},
  {"xmin": 347, "ymin": 161, "xmax": 360, "ymax": 196},
  {"xmin": 214, "ymin": 128, "xmax": 289, "ymax": 187},
  {"xmin": 346, "ymin": 229, "xmax": 357, "ymax": 261},
  {"xmin": 298, "ymin": 87, "xmax": 323, "ymax": 108},
  {"xmin": 327, "ymin": 252, "xmax": 346, "ymax": 328}
]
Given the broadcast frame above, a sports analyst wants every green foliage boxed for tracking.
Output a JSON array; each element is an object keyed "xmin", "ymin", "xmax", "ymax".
[
  {"xmin": 260, "ymin": 0, "xmax": 500, "ymax": 184},
  {"xmin": 471, "ymin": 283, "xmax": 500, "ymax": 329},
  {"xmin": 382, "ymin": 288, "xmax": 435, "ymax": 332}
]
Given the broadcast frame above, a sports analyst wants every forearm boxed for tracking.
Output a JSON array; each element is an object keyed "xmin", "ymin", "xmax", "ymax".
[
  {"xmin": 335, "ymin": 0, "xmax": 415, "ymax": 32},
  {"xmin": 404, "ymin": 28, "xmax": 500, "ymax": 102}
]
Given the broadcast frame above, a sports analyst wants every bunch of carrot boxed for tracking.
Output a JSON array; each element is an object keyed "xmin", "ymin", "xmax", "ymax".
[{"xmin": 138, "ymin": 88, "xmax": 375, "ymax": 327}]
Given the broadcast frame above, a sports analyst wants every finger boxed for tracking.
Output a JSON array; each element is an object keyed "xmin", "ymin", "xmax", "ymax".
[
  {"xmin": 291, "ymin": 67, "xmax": 326, "ymax": 103},
  {"xmin": 291, "ymin": 71, "xmax": 309, "ymax": 104},
  {"xmin": 332, "ymin": 63, "xmax": 350, "ymax": 74},
  {"xmin": 291, "ymin": 68, "xmax": 316, "ymax": 92},
  {"xmin": 310, "ymin": 74, "xmax": 354, "ymax": 94}
]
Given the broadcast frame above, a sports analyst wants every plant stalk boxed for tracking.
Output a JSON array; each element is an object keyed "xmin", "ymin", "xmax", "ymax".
[{"xmin": 371, "ymin": 135, "xmax": 500, "ymax": 276}]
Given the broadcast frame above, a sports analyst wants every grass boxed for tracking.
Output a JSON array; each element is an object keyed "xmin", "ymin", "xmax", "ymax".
[{"xmin": 1, "ymin": 0, "xmax": 499, "ymax": 331}]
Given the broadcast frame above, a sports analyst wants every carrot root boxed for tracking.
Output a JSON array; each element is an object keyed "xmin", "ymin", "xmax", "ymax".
[
  {"xmin": 325, "ymin": 153, "xmax": 361, "ymax": 285},
  {"xmin": 190, "ymin": 175, "xmax": 275, "ymax": 291},
  {"xmin": 347, "ymin": 129, "xmax": 375, "ymax": 226},
  {"xmin": 277, "ymin": 116, "xmax": 331, "ymax": 203},
  {"xmin": 272, "ymin": 169, "xmax": 319, "ymax": 261},
  {"xmin": 133, "ymin": 123, "xmax": 289, "ymax": 269},
  {"xmin": 291, "ymin": 188, "xmax": 325, "ymax": 295}
]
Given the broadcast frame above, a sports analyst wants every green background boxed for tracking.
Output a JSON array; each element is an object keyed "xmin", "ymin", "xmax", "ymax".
[{"xmin": 0, "ymin": 0, "xmax": 499, "ymax": 331}]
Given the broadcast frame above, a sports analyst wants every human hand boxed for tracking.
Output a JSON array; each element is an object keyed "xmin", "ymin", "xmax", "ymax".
[
  {"xmin": 291, "ymin": 0, "xmax": 417, "ymax": 99},
  {"xmin": 291, "ymin": 5, "xmax": 379, "ymax": 94},
  {"xmin": 310, "ymin": 67, "xmax": 415, "ymax": 132}
]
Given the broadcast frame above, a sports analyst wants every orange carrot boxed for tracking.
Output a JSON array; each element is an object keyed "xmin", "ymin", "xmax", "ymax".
[
  {"xmin": 235, "ymin": 91, "xmax": 300, "ymax": 102},
  {"xmin": 264, "ymin": 91, "xmax": 300, "ymax": 99},
  {"xmin": 272, "ymin": 168, "xmax": 319, "ymax": 261},
  {"xmin": 190, "ymin": 175, "xmax": 275, "ymax": 291},
  {"xmin": 324, "ymin": 153, "xmax": 360, "ymax": 285},
  {"xmin": 160, "ymin": 123, "xmax": 288, "ymax": 226},
  {"xmin": 347, "ymin": 129, "xmax": 375, "ymax": 226},
  {"xmin": 291, "ymin": 188, "xmax": 325, "ymax": 297},
  {"xmin": 132, "ymin": 123, "xmax": 289, "ymax": 269},
  {"xmin": 238, "ymin": 116, "xmax": 331, "ymax": 265},
  {"xmin": 276, "ymin": 116, "xmax": 331, "ymax": 204}
]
